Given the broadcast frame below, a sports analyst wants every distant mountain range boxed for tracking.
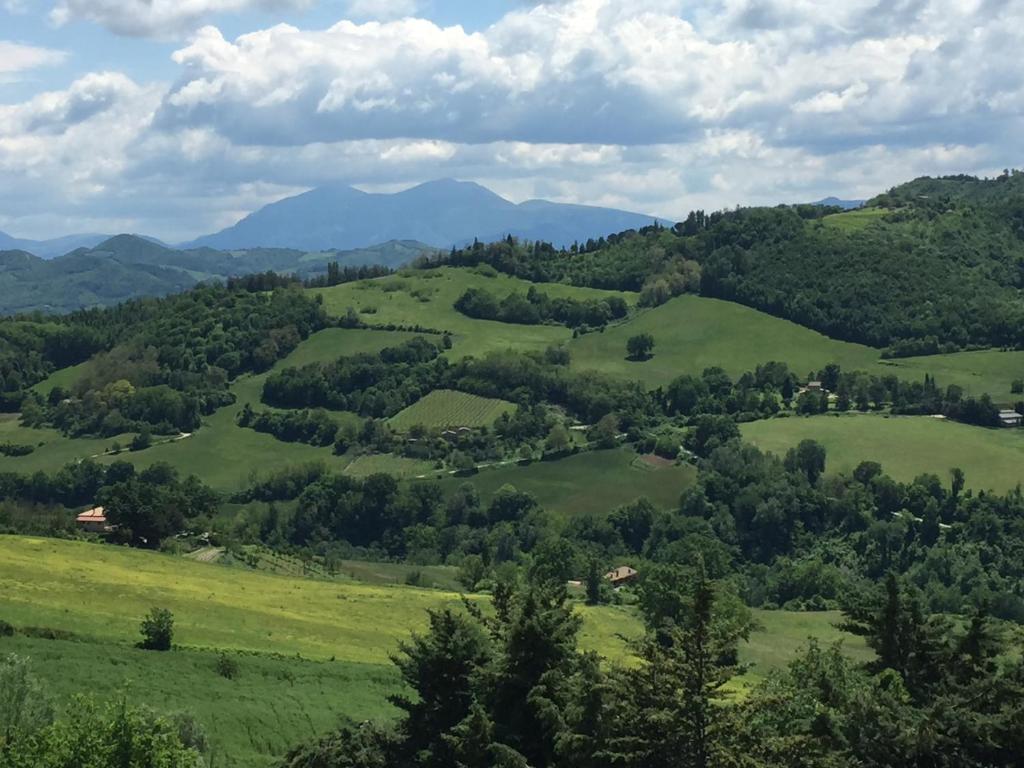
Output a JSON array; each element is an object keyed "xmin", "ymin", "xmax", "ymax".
[
  {"xmin": 0, "ymin": 236, "xmax": 436, "ymax": 316},
  {"xmin": 0, "ymin": 231, "xmax": 111, "ymax": 259},
  {"xmin": 183, "ymin": 179, "xmax": 671, "ymax": 252}
]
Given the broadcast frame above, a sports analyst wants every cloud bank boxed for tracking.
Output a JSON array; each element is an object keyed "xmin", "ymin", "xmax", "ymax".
[{"xmin": 2, "ymin": 0, "xmax": 1022, "ymax": 241}]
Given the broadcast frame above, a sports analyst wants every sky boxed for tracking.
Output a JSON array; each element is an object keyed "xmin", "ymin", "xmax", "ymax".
[{"xmin": 1, "ymin": 0, "xmax": 1022, "ymax": 243}]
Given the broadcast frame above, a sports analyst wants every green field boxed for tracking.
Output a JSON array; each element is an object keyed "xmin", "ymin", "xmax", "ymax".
[
  {"xmin": 567, "ymin": 295, "xmax": 882, "ymax": 387},
  {"xmin": 436, "ymin": 447, "xmax": 697, "ymax": 520},
  {"xmin": 343, "ymin": 453, "xmax": 438, "ymax": 479},
  {"xmin": 389, "ymin": 389, "xmax": 515, "ymax": 431},
  {"xmin": 742, "ymin": 414, "xmax": 1024, "ymax": 492},
  {"xmin": 877, "ymin": 350, "xmax": 1024, "ymax": 404},
  {"xmin": 1, "ymin": 634, "xmax": 399, "ymax": 768},
  {"xmin": 0, "ymin": 413, "xmax": 136, "ymax": 473},
  {"xmin": 0, "ymin": 535, "xmax": 868, "ymax": 765},
  {"xmin": 821, "ymin": 207, "xmax": 888, "ymax": 232},
  {"xmin": 313, "ymin": 267, "xmax": 634, "ymax": 360}
]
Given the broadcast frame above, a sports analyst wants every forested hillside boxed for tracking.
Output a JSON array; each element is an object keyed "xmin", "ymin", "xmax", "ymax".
[
  {"xmin": 430, "ymin": 171, "xmax": 1024, "ymax": 354},
  {"xmin": 0, "ymin": 235, "xmax": 434, "ymax": 315}
]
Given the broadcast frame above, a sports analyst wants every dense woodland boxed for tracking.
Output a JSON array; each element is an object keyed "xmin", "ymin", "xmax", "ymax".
[
  {"xmin": 454, "ymin": 285, "xmax": 629, "ymax": 330},
  {"xmin": 8, "ymin": 285, "xmax": 327, "ymax": 436}
]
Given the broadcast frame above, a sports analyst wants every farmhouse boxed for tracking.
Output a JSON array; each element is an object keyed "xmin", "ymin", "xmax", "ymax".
[
  {"xmin": 605, "ymin": 565, "xmax": 639, "ymax": 587},
  {"xmin": 806, "ymin": 381, "xmax": 824, "ymax": 392},
  {"xmin": 75, "ymin": 506, "xmax": 112, "ymax": 534},
  {"xmin": 998, "ymin": 410, "xmax": 1023, "ymax": 428}
]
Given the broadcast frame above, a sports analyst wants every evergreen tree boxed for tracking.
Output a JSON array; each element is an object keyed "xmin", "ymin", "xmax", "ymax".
[
  {"xmin": 390, "ymin": 609, "xmax": 491, "ymax": 768},
  {"xmin": 604, "ymin": 566, "xmax": 743, "ymax": 768}
]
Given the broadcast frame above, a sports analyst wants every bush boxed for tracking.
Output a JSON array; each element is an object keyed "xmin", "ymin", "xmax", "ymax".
[
  {"xmin": 214, "ymin": 653, "xmax": 240, "ymax": 680},
  {"xmin": 139, "ymin": 607, "xmax": 174, "ymax": 651},
  {"xmin": 0, "ymin": 618, "xmax": 14, "ymax": 637},
  {"xmin": 130, "ymin": 429, "xmax": 152, "ymax": 452}
]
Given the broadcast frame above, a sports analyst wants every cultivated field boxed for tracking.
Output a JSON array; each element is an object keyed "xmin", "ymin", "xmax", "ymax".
[
  {"xmin": 389, "ymin": 389, "xmax": 515, "ymax": 431},
  {"xmin": 567, "ymin": 295, "xmax": 882, "ymax": 387},
  {"xmin": 434, "ymin": 447, "xmax": 698, "ymax": 520},
  {"xmin": 742, "ymin": 414, "xmax": 1024, "ymax": 492},
  {"xmin": 0, "ymin": 536, "xmax": 869, "ymax": 765}
]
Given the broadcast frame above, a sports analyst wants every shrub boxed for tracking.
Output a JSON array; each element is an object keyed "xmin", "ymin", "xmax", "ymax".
[
  {"xmin": 130, "ymin": 429, "xmax": 152, "ymax": 452},
  {"xmin": 214, "ymin": 653, "xmax": 240, "ymax": 680},
  {"xmin": 139, "ymin": 607, "xmax": 174, "ymax": 651},
  {"xmin": 0, "ymin": 618, "xmax": 14, "ymax": 637}
]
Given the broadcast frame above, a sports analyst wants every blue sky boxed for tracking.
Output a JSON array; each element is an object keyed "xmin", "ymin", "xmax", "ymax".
[{"xmin": 1, "ymin": 0, "xmax": 1022, "ymax": 242}]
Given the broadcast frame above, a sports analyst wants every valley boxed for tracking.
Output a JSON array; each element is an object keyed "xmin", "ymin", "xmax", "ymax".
[{"xmin": 3, "ymin": 173, "xmax": 1024, "ymax": 768}]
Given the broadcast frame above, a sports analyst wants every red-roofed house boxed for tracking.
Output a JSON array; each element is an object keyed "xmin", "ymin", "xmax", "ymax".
[{"xmin": 75, "ymin": 506, "xmax": 111, "ymax": 534}]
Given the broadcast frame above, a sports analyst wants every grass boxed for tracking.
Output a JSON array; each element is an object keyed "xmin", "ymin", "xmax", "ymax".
[
  {"xmin": 0, "ymin": 413, "xmax": 135, "ymax": 473},
  {"xmin": 0, "ymin": 634, "xmax": 398, "ymax": 768},
  {"xmin": 435, "ymin": 447, "xmax": 697, "ymax": 520},
  {"xmin": 821, "ymin": 207, "xmax": 888, "ymax": 232},
  {"xmin": 567, "ymin": 295, "xmax": 881, "ymax": 388},
  {"xmin": 877, "ymin": 350, "xmax": 1024, "ymax": 404},
  {"xmin": 313, "ymin": 267, "xmax": 634, "ymax": 360},
  {"xmin": 0, "ymin": 535, "xmax": 869, "ymax": 765},
  {"xmin": 389, "ymin": 389, "xmax": 515, "ymax": 431},
  {"xmin": 343, "ymin": 453, "xmax": 438, "ymax": 479},
  {"xmin": 31, "ymin": 360, "xmax": 95, "ymax": 395},
  {"xmin": 742, "ymin": 414, "xmax": 1024, "ymax": 493}
]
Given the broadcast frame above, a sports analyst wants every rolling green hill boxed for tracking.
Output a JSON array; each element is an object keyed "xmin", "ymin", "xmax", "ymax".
[
  {"xmin": 567, "ymin": 294, "xmax": 881, "ymax": 387},
  {"xmin": 313, "ymin": 266, "xmax": 634, "ymax": 359}
]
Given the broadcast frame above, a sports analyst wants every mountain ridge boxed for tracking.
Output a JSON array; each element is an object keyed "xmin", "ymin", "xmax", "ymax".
[{"xmin": 183, "ymin": 179, "xmax": 671, "ymax": 251}]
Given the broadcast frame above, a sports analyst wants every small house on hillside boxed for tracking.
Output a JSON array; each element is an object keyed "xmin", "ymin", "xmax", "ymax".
[
  {"xmin": 999, "ymin": 410, "xmax": 1023, "ymax": 428},
  {"xmin": 806, "ymin": 381, "xmax": 824, "ymax": 392},
  {"xmin": 75, "ymin": 506, "xmax": 112, "ymax": 534},
  {"xmin": 605, "ymin": 565, "xmax": 639, "ymax": 587}
]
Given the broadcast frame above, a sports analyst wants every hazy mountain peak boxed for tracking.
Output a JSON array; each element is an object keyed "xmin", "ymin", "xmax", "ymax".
[{"xmin": 184, "ymin": 179, "xmax": 668, "ymax": 251}]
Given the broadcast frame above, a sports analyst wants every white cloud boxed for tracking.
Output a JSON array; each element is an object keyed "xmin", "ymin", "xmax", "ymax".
[
  {"xmin": 0, "ymin": 41, "xmax": 67, "ymax": 75},
  {"xmin": 2, "ymin": 0, "xmax": 1023, "ymax": 240},
  {"xmin": 49, "ymin": 0, "xmax": 313, "ymax": 38}
]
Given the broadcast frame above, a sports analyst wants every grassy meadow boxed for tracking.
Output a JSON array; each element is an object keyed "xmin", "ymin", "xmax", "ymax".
[
  {"xmin": 436, "ymin": 447, "xmax": 697, "ymax": 520},
  {"xmin": 567, "ymin": 295, "xmax": 881, "ymax": 387},
  {"xmin": 1, "ymin": 634, "xmax": 399, "ymax": 768},
  {"xmin": 877, "ymin": 350, "xmax": 1024, "ymax": 404},
  {"xmin": 313, "ymin": 267, "xmax": 635, "ymax": 359},
  {"xmin": 389, "ymin": 389, "xmax": 515, "ymax": 431},
  {"xmin": 821, "ymin": 207, "xmax": 888, "ymax": 232},
  {"xmin": 742, "ymin": 414, "xmax": 1024, "ymax": 492},
  {"xmin": 0, "ymin": 535, "xmax": 868, "ymax": 766}
]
